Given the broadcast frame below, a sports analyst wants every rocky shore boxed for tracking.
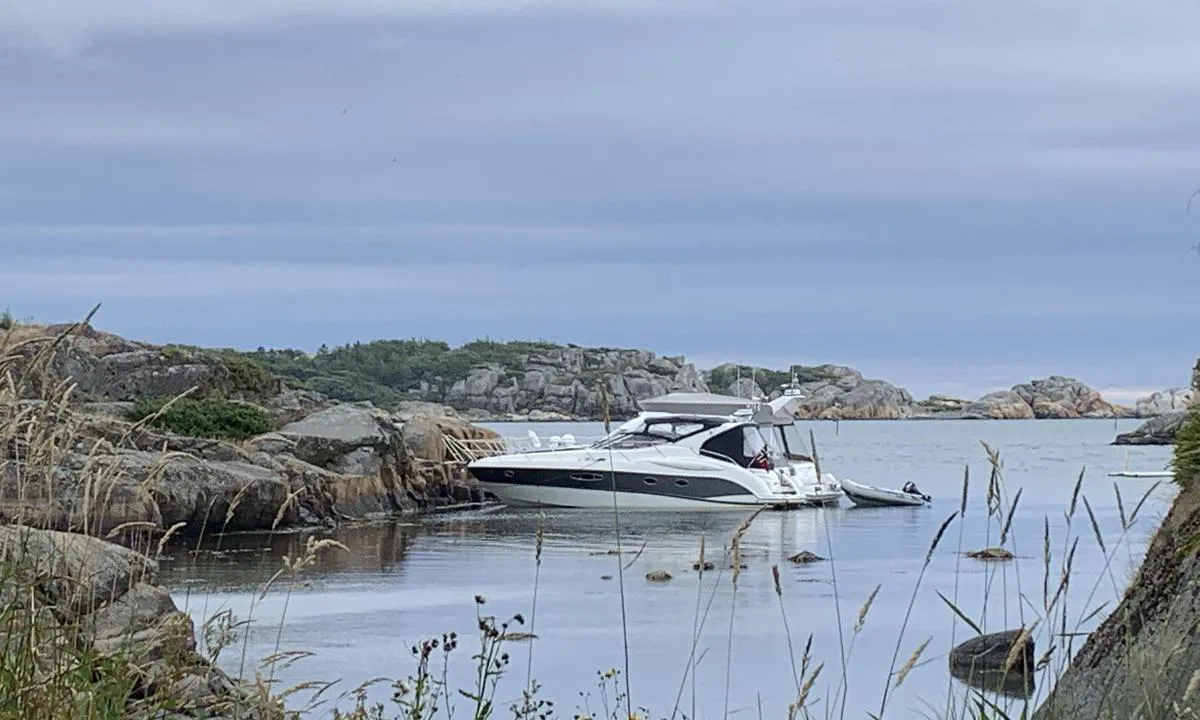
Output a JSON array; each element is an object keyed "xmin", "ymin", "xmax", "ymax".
[
  {"xmin": 0, "ymin": 523, "xmax": 279, "ymax": 718},
  {"xmin": 2, "ymin": 321, "xmax": 503, "ymax": 540},
  {"xmin": 223, "ymin": 331, "xmax": 1185, "ymax": 424}
]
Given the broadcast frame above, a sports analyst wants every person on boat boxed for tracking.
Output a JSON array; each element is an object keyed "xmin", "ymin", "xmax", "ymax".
[{"xmin": 902, "ymin": 481, "xmax": 922, "ymax": 495}]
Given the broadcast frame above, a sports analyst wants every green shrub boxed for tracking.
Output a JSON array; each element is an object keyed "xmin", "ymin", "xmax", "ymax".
[
  {"xmin": 0, "ymin": 309, "xmax": 13, "ymax": 331},
  {"xmin": 126, "ymin": 396, "xmax": 273, "ymax": 439},
  {"xmin": 1171, "ymin": 359, "xmax": 1200, "ymax": 487},
  {"xmin": 214, "ymin": 352, "xmax": 276, "ymax": 396}
]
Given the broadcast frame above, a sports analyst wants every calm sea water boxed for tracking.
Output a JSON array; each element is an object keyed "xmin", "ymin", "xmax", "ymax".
[{"xmin": 160, "ymin": 419, "xmax": 1175, "ymax": 719}]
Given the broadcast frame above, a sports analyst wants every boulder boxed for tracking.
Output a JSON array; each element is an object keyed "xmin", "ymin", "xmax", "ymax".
[
  {"xmin": 1013, "ymin": 376, "xmax": 1132, "ymax": 419},
  {"xmin": 279, "ymin": 402, "xmax": 393, "ymax": 471},
  {"xmin": 1114, "ymin": 410, "xmax": 1189, "ymax": 446},
  {"xmin": 966, "ymin": 547, "xmax": 1015, "ymax": 561},
  {"xmin": 0, "ymin": 525, "xmax": 155, "ymax": 615},
  {"xmin": 1135, "ymin": 387, "xmax": 1194, "ymax": 417},
  {"xmin": 8, "ymin": 326, "xmax": 277, "ymax": 404},
  {"xmin": 444, "ymin": 346, "xmax": 708, "ymax": 419},
  {"xmin": 0, "ymin": 525, "xmax": 279, "ymax": 718},
  {"xmin": 915, "ymin": 395, "xmax": 972, "ymax": 417},
  {"xmin": 950, "ymin": 629, "xmax": 1034, "ymax": 676},
  {"xmin": 962, "ymin": 390, "xmax": 1036, "ymax": 420},
  {"xmin": 788, "ymin": 551, "xmax": 825, "ymax": 564},
  {"xmin": 961, "ymin": 378, "xmax": 1138, "ymax": 420},
  {"xmin": 729, "ymin": 364, "xmax": 919, "ymax": 420}
]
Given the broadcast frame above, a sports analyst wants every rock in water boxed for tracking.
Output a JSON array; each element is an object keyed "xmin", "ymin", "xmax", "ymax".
[
  {"xmin": 1013, "ymin": 376, "xmax": 1130, "ymax": 418},
  {"xmin": 962, "ymin": 390, "xmax": 1036, "ymax": 420},
  {"xmin": 788, "ymin": 551, "xmax": 826, "ymax": 564},
  {"xmin": 1114, "ymin": 410, "xmax": 1188, "ymax": 446},
  {"xmin": 1135, "ymin": 387, "xmax": 1195, "ymax": 417},
  {"xmin": 950, "ymin": 629, "xmax": 1034, "ymax": 676},
  {"xmin": 961, "ymin": 377, "xmax": 1137, "ymax": 420},
  {"xmin": 966, "ymin": 547, "xmax": 1015, "ymax": 561}
]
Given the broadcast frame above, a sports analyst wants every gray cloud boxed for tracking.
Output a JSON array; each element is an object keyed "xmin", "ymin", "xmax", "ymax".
[{"xmin": 2, "ymin": 0, "xmax": 1199, "ymax": 398}]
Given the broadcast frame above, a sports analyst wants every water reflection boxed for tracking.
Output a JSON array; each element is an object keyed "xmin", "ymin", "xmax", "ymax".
[
  {"xmin": 160, "ymin": 520, "xmax": 424, "ymax": 585},
  {"xmin": 950, "ymin": 665, "xmax": 1037, "ymax": 700}
]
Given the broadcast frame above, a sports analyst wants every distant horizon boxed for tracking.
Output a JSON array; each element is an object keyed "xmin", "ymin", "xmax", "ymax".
[{"xmin": 3, "ymin": 307, "xmax": 1182, "ymax": 407}]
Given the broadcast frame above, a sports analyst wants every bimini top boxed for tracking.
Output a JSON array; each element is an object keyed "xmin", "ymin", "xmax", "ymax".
[
  {"xmin": 638, "ymin": 391, "xmax": 807, "ymax": 426},
  {"xmin": 638, "ymin": 392, "xmax": 760, "ymax": 417}
]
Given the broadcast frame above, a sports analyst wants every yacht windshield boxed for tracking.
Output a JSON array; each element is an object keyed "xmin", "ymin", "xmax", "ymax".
[
  {"xmin": 779, "ymin": 423, "xmax": 813, "ymax": 461},
  {"xmin": 592, "ymin": 417, "xmax": 721, "ymax": 450}
]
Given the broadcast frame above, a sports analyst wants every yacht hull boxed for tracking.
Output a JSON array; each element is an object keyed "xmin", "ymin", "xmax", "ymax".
[
  {"xmin": 469, "ymin": 464, "xmax": 773, "ymax": 510},
  {"xmin": 480, "ymin": 482, "xmax": 764, "ymax": 510}
]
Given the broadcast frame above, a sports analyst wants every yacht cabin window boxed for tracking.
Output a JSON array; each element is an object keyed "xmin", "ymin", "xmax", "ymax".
[{"xmin": 699, "ymin": 425, "xmax": 773, "ymax": 469}]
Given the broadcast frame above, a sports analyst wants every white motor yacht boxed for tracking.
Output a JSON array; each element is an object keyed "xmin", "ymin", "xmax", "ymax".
[
  {"xmin": 466, "ymin": 411, "xmax": 810, "ymax": 510},
  {"xmin": 467, "ymin": 381, "xmax": 846, "ymax": 510}
]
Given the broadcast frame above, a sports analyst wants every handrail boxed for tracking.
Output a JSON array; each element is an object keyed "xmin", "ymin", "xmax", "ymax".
[{"xmin": 698, "ymin": 449, "xmax": 739, "ymax": 465}]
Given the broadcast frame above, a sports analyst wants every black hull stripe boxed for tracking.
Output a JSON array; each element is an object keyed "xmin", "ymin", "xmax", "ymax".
[{"xmin": 468, "ymin": 466, "xmax": 760, "ymax": 502}]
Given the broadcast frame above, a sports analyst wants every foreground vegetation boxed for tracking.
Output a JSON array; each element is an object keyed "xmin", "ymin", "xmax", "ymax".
[
  {"xmin": 125, "ymin": 396, "xmax": 274, "ymax": 440},
  {"xmin": 1169, "ymin": 360, "xmax": 1200, "ymax": 486},
  {"xmin": 0, "ymin": 311, "xmax": 1191, "ymax": 719}
]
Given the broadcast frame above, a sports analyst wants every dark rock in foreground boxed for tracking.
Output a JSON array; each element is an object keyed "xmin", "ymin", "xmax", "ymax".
[
  {"xmin": 1034, "ymin": 475, "xmax": 1200, "ymax": 719},
  {"xmin": 0, "ymin": 524, "xmax": 279, "ymax": 718},
  {"xmin": 950, "ymin": 629, "xmax": 1034, "ymax": 677},
  {"xmin": 1114, "ymin": 409, "xmax": 1188, "ymax": 445}
]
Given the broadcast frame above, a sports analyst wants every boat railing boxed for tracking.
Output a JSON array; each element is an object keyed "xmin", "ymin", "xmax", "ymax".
[
  {"xmin": 443, "ymin": 434, "xmax": 607, "ymax": 464},
  {"xmin": 698, "ymin": 448, "xmax": 739, "ymax": 465}
]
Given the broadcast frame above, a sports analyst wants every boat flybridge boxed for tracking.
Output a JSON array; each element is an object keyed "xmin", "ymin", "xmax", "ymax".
[{"xmin": 466, "ymin": 389, "xmax": 843, "ymax": 510}]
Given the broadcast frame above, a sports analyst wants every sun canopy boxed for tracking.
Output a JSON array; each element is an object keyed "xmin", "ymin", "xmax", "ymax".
[{"xmin": 638, "ymin": 391, "xmax": 805, "ymax": 426}]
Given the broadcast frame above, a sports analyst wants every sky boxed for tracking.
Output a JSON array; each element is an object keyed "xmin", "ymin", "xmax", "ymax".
[{"xmin": 1, "ymin": 0, "xmax": 1199, "ymax": 402}]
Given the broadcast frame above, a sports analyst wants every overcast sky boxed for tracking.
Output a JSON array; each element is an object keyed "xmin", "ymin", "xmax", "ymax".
[{"xmin": 1, "ymin": 0, "xmax": 1198, "ymax": 401}]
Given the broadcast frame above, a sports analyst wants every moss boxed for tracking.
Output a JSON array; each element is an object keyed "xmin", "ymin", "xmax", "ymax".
[{"xmin": 126, "ymin": 396, "xmax": 273, "ymax": 439}]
